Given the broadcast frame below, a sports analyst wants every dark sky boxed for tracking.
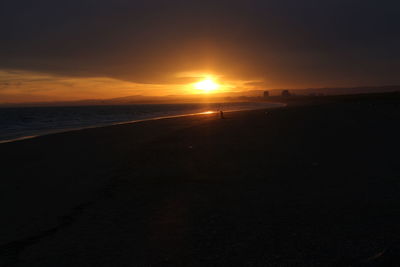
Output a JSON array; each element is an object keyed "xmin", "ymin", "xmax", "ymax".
[{"xmin": 1, "ymin": 0, "xmax": 400, "ymax": 92}]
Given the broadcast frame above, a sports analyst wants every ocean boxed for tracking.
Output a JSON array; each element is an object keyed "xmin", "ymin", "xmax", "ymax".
[{"xmin": 0, "ymin": 102, "xmax": 282, "ymax": 143}]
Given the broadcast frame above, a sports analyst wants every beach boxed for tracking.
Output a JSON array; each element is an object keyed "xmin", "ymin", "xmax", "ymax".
[{"xmin": 1, "ymin": 93, "xmax": 400, "ymax": 266}]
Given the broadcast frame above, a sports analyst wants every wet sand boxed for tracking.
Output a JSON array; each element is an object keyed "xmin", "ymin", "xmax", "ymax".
[{"xmin": 1, "ymin": 93, "xmax": 400, "ymax": 266}]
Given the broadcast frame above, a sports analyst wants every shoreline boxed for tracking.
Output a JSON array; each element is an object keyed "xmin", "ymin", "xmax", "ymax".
[{"xmin": 0, "ymin": 102, "xmax": 285, "ymax": 144}]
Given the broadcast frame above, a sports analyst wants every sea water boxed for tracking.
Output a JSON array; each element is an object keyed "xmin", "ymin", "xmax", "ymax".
[{"xmin": 0, "ymin": 102, "xmax": 281, "ymax": 143}]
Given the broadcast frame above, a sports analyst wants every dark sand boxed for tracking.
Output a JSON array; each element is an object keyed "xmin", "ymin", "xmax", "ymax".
[{"xmin": 1, "ymin": 93, "xmax": 400, "ymax": 266}]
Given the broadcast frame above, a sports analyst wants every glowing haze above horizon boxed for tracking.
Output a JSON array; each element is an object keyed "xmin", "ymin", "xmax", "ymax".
[{"xmin": 1, "ymin": 0, "xmax": 399, "ymax": 103}]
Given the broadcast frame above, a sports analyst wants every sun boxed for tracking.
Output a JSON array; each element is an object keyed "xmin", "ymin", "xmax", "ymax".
[{"xmin": 194, "ymin": 78, "xmax": 220, "ymax": 93}]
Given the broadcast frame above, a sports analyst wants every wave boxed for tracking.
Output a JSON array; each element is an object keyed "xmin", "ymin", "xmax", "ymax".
[{"xmin": 0, "ymin": 102, "xmax": 283, "ymax": 143}]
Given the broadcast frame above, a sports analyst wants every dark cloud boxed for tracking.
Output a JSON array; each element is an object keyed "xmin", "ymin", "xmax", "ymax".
[{"xmin": 1, "ymin": 0, "xmax": 400, "ymax": 87}]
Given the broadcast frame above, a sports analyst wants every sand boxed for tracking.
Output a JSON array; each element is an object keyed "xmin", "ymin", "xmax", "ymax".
[{"xmin": 1, "ymin": 93, "xmax": 400, "ymax": 266}]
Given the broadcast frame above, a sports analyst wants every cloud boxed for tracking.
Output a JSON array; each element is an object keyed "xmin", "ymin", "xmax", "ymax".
[
  {"xmin": 1, "ymin": 0, "xmax": 400, "ymax": 96},
  {"xmin": 0, "ymin": 70, "xmax": 190, "ymax": 102}
]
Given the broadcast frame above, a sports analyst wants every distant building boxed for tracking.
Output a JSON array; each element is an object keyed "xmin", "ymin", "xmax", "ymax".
[
  {"xmin": 281, "ymin": 90, "xmax": 291, "ymax": 97},
  {"xmin": 263, "ymin": 91, "xmax": 270, "ymax": 98}
]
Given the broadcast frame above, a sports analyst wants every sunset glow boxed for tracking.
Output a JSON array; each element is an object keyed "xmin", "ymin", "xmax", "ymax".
[{"xmin": 194, "ymin": 79, "xmax": 220, "ymax": 93}]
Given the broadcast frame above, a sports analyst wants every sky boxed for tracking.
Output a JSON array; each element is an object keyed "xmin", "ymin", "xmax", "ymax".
[{"xmin": 1, "ymin": 0, "xmax": 399, "ymax": 102}]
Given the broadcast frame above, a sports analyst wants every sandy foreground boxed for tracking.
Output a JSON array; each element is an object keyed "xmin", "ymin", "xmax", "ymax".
[{"xmin": 1, "ymin": 95, "xmax": 400, "ymax": 266}]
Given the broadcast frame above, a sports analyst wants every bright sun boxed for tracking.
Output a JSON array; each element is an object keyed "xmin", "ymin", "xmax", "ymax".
[{"xmin": 194, "ymin": 79, "xmax": 220, "ymax": 93}]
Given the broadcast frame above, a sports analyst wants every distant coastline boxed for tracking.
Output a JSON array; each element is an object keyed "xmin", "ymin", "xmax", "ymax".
[{"xmin": 1, "ymin": 85, "xmax": 399, "ymax": 108}]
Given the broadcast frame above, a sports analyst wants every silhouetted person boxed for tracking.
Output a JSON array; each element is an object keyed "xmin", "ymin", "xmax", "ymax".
[{"xmin": 220, "ymin": 110, "xmax": 225, "ymax": 119}]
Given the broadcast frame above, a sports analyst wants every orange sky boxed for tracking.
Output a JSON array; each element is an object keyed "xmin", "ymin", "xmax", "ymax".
[
  {"xmin": 1, "ymin": 1, "xmax": 400, "ymax": 104},
  {"xmin": 0, "ymin": 70, "xmax": 262, "ymax": 103}
]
